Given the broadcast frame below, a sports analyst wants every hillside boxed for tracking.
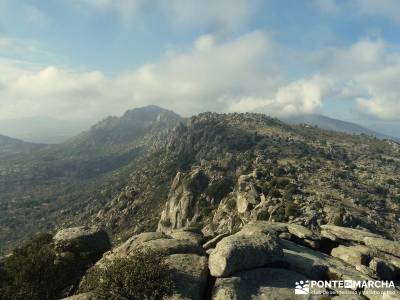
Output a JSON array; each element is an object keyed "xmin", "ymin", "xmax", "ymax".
[
  {"xmin": 0, "ymin": 106, "xmax": 183, "ymax": 253},
  {"xmin": 1, "ymin": 108, "xmax": 399, "ymax": 256},
  {"xmin": 0, "ymin": 134, "xmax": 45, "ymax": 158},
  {"xmin": 87, "ymin": 112, "xmax": 400, "ymax": 245}
]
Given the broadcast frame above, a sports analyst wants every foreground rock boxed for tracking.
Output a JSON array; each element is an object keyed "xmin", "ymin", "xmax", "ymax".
[
  {"xmin": 331, "ymin": 245, "xmax": 374, "ymax": 267},
  {"xmin": 165, "ymin": 254, "xmax": 209, "ymax": 300},
  {"xmin": 280, "ymin": 239, "xmax": 373, "ymax": 282},
  {"xmin": 364, "ymin": 237, "xmax": 400, "ymax": 258},
  {"xmin": 212, "ymin": 268, "xmax": 309, "ymax": 300},
  {"xmin": 208, "ymin": 232, "xmax": 283, "ymax": 277},
  {"xmin": 53, "ymin": 226, "xmax": 111, "ymax": 256},
  {"xmin": 61, "ymin": 292, "xmax": 104, "ymax": 300},
  {"xmin": 320, "ymin": 225, "xmax": 381, "ymax": 243}
]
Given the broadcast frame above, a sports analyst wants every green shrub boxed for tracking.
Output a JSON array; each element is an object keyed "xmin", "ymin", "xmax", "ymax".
[
  {"xmin": 225, "ymin": 198, "xmax": 236, "ymax": 210},
  {"xmin": 373, "ymin": 185, "xmax": 388, "ymax": 197},
  {"xmin": 0, "ymin": 233, "xmax": 84, "ymax": 300},
  {"xmin": 387, "ymin": 178, "xmax": 395, "ymax": 185},
  {"xmin": 269, "ymin": 177, "xmax": 290, "ymax": 189},
  {"xmin": 268, "ymin": 187, "xmax": 281, "ymax": 198},
  {"xmin": 356, "ymin": 192, "xmax": 370, "ymax": 204},
  {"xmin": 205, "ymin": 178, "xmax": 233, "ymax": 202},
  {"xmin": 81, "ymin": 249, "xmax": 174, "ymax": 300},
  {"xmin": 284, "ymin": 203, "xmax": 296, "ymax": 218}
]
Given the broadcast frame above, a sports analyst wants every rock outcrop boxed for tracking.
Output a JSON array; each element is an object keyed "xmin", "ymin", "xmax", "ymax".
[
  {"xmin": 208, "ymin": 232, "xmax": 283, "ymax": 277},
  {"xmin": 158, "ymin": 169, "xmax": 209, "ymax": 233},
  {"xmin": 64, "ymin": 222, "xmax": 400, "ymax": 300},
  {"xmin": 53, "ymin": 226, "xmax": 111, "ymax": 256}
]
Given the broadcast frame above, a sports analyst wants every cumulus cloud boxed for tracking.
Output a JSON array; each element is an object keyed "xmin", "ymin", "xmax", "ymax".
[
  {"xmin": 0, "ymin": 31, "xmax": 283, "ymax": 119},
  {"xmin": 1, "ymin": 31, "xmax": 400, "ymax": 122},
  {"xmin": 310, "ymin": 38, "xmax": 400, "ymax": 120},
  {"xmin": 226, "ymin": 76, "xmax": 334, "ymax": 116}
]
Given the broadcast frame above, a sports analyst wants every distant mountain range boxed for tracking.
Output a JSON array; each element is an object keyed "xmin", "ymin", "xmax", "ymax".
[
  {"xmin": 1, "ymin": 111, "xmax": 398, "ymax": 144},
  {"xmin": 0, "ymin": 117, "xmax": 92, "ymax": 144},
  {"xmin": 281, "ymin": 114, "xmax": 400, "ymax": 143},
  {"xmin": 0, "ymin": 134, "xmax": 45, "ymax": 157}
]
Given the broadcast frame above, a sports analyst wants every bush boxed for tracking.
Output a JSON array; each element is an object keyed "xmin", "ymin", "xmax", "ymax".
[
  {"xmin": 81, "ymin": 249, "xmax": 174, "ymax": 300},
  {"xmin": 284, "ymin": 203, "xmax": 297, "ymax": 218},
  {"xmin": 0, "ymin": 233, "xmax": 84, "ymax": 300},
  {"xmin": 205, "ymin": 177, "xmax": 233, "ymax": 202},
  {"xmin": 269, "ymin": 177, "xmax": 290, "ymax": 189}
]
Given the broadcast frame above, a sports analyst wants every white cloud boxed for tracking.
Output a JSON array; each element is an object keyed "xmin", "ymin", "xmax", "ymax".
[
  {"xmin": 0, "ymin": 31, "xmax": 283, "ymax": 119},
  {"xmin": 310, "ymin": 38, "xmax": 400, "ymax": 120},
  {"xmin": 226, "ymin": 75, "xmax": 333, "ymax": 116},
  {"xmin": 74, "ymin": 0, "xmax": 260, "ymax": 31},
  {"xmin": 1, "ymin": 31, "xmax": 400, "ymax": 122}
]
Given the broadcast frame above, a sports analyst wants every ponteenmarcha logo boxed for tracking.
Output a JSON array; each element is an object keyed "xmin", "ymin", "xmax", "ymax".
[{"xmin": 295, "ymin": 280, "xmax": 310, "ymax": 295}]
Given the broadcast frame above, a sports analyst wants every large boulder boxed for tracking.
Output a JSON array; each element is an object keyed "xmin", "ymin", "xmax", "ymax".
[
  {"xmin": 212, "ymin": 268, "xmax": 310, "ymax": 300},
  {"xmin": 165, "ymin": 254, "xmax": 209, "ymax": 300},
  {"xmin": 53, "ymin": 226, "xmax": 111, "ymax": 256},
  {"xmin": 364, "ymin": 237, "xmax": 400, "ymax": 258},
  {"xmin": 208, "ymin": 232, "xmax": 283, "ymax": 277},
  {"xmin": 320, "ymin": 225, "xmax": 381, "ymax": 243},
  {"xmin": 96, "ymin": 232, "xmax": 203, "ymax": 268},
  {"xmin": 331, "ymin": 245, "xmax": 374, "ymax": 267}
]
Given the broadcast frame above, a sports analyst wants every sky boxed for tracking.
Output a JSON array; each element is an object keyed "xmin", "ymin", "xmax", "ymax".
[{"xmin": 0, "ymin": 0, "xmax": 399, "ymax": 136}]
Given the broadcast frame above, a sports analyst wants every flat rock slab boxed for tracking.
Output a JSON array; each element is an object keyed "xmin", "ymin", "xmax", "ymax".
[
  {"xmin": 320, "ymin": 225, "xmax": 382, "ymax": 243},
  {"xmin": 168, "ymin": 230, "xmax": 204, "ymax": 245},
  {"xmin": 209, "ymin": 232, "xmax": 283, "ymax": 277},
  {"xmin": 165, "ymin": 254, "xmax": 209, "ymax": 300},
  {"xmin": 280, "ymin": 239, "xmax": 372, "ymax": 282},
  {"xmin": 61, "ymin": 292, "xmax": 104, "ymax": 300},
  {"xmin": 240, "ymin": 221, "xmax": 319, "ymax": 241},
  {"xmin": 212, "ymin": 268, "xmax": 310, "ymax": 300},
  {"xmin": 364, "ymin": 237, "xmax": 400, "ymax": 258},
  {"xmin": 331, "ymin": 245, "xmax": 374, "ymax": 267}
]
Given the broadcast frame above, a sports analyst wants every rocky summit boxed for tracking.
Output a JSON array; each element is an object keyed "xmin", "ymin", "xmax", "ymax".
[
  {"xmin": 60, "ymin": 221, "xmax": 400, "ymax": 299},
  {"xmin": 1, "ymin": 106, "xmax": 400, "ymax": 299}
]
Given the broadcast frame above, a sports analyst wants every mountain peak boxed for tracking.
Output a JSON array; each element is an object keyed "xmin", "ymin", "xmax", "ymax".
[{"xmin": 122, "ymin": 105, "xmax": 181, "ymax": 123}]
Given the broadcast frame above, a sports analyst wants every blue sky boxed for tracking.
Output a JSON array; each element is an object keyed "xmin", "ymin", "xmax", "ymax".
[{"xmin": 0, "ymin": 0, "xmax": 399, "ymax": 136}]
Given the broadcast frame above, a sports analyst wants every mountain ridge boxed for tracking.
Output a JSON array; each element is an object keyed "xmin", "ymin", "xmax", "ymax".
[
  {"xmin": 282, "ymin": 113, "xmax": 400, "ymax": 142},
  {"xmin": 0, "ymin": 106, "xmax": 399, "ymax": 256}
]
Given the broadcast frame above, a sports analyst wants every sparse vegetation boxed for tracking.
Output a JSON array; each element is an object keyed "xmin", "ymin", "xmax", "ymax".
[
  {"xmin": 80, "ymin": 249, "xmax": 174, "ymax": 300},
  {"xmin": 0, "ymin": 234, "xmax": 87, "ymax": 300}
]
